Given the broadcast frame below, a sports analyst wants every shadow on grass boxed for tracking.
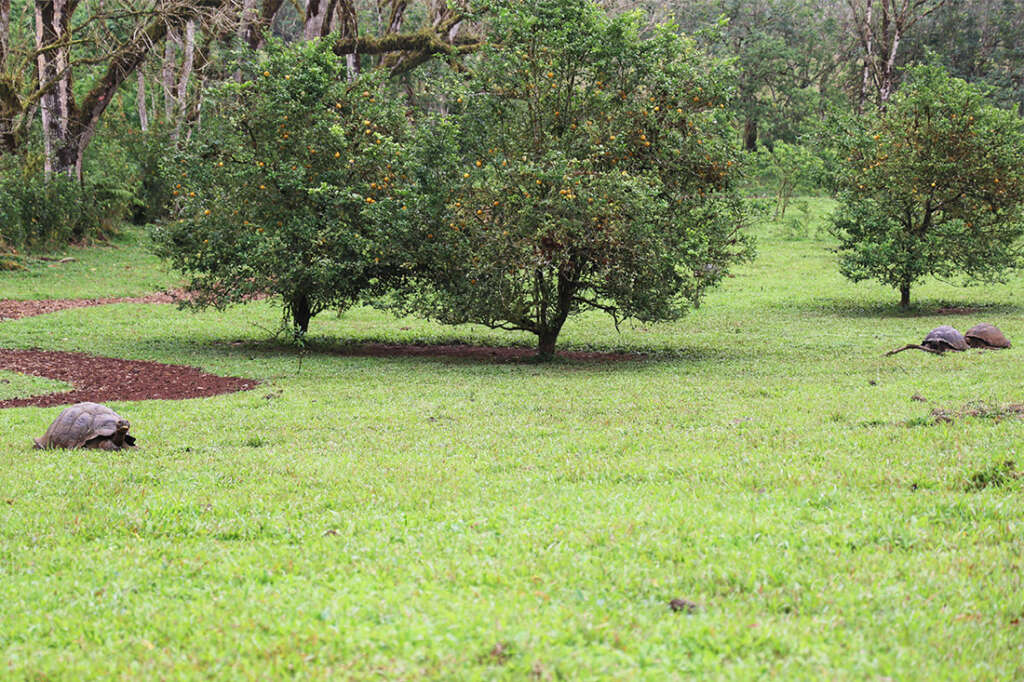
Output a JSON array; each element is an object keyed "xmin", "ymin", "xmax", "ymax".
[
  {"xmin": 176, "ymin": 334, "xmax": 754, "ymax": 368},
  {"xmin": 794, "ymin": 297, "xmax": 1024, "ymax": 320}
]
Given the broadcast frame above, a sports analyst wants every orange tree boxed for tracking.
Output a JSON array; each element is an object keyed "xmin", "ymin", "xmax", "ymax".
[
  {"xmin": 394, "ymin": 0, "xmax": 753, "ymax": 359},
  {"xmin": 151, "ymin": 38, "xmax": 414, "ymax": 335},
  {"xmin": 829, "ymin": 64, "xmax": 1024, "ymax": 308}
]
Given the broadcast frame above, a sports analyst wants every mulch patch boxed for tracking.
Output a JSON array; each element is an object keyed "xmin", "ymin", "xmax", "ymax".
[
  {"xmin": 0, "ymin": 291, "xmax": 181, "ymax": 321},
  {"xmin": 0, "ymin": 349, "xmax": 257, "ymax": 408},
  {"xmin": 2, "ymin": 291, "xmax": 259, "ymax": 408}
]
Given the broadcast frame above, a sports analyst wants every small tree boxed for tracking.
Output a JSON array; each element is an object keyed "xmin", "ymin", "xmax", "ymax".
[
  {"xmin": 396, "ymin": 0, "xmax": 752, "ymax": 359},
  {"xmin": 829, "ymin": 64, "xmax": 1024, "ymax": 308},
  {"xmin": 151, "ymin": 39, "xmax": 415, "ymax": 334}
]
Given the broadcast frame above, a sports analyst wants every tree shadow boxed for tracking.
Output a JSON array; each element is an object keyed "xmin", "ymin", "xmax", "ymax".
[
  {"xmin": 798, "ymin": 297, "xmax": 1024, "ymax": 320},
  {"xmin": 188, "ymin": 334, "xmax": 752, "ymax": 368}
]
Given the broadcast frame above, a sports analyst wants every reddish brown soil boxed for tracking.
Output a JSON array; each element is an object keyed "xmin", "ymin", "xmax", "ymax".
[
  {"xmin": 0, "ymin": 291, "xmax": 181, "ymax": 321},
  {"xmin": 1, "ymin": 292, "xmax": 257, "ymax": 408},
  {"xmin": 0, "ymin": 349, "xmax": 258, "ymax": 408}
]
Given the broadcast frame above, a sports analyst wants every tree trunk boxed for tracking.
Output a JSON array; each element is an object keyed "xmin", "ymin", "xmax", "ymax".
[
  {"xmin": 35, "ymin": 0, "xmax": 75, "ymax": 179},
  {"xmin": 236, "ymin": 0, "xmax": 258, "ymax": 45},
  {"xmin": 162, "ymin": 28, "xmax": 179, "ymax": 123},
  {"xmin": 304, "ymin": 0, "xmax": 338, "ymax": 40},
  {"xmin": 534, "ymin": 266, "xmax": 576, "ymax": 361},
  {"xmin": 899, "ymin": 283, "xmax": 911, "ymax": 308},
  {"xmin": 0, "ymin": 0, "xmax": 14, "ymax": 152},
  {"xmin": 235, "ymin": 0, "xmax": 259, "ymax": 80},
  {"xmin": 246, "ymin": 0, "xmax": 285, "ymax": 50},
  {"xmin": 335, "ymin": 0, "xmax": 359, "ymax": 78},
  {"xmin": 0, "ymin": 0, "xmax": 10, "ymax": 70},
  {"xmin": 743, "ymin": 117, "xmax": 757, "ymax": 151},
  {"xmin": 537, "ymin": 329, "xmax": 559, "ymax": 360},
  {"xmin": 136, "ymin": 69, "xmax": 149, "ymax": 132},
  {"xmin": 848, "ymin": 0, "xmax": 943, "ymax": 110},
  {"xmin": 172, "ymin": 20, "xmax": 196, "ymax": 141},
  {"xmin": 290, "ymin": 292, "xmax": 313, "ymax": 334}
]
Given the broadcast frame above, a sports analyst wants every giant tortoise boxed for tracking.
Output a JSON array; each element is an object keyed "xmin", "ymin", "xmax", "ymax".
[
  {"xmin": 964, "ymin": 323, "xmax": 1011, "ymax": 349},
  {"xmin": 33, "ymin": 402, "xmax": 137, "ymax": 450},
  {"xmin": 886, "ymin": 325, "xmax": 968, "ymax": 356}
]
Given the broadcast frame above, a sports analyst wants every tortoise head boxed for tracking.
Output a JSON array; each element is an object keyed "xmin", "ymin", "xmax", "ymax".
[
  {"xmin": 112, "ymin": 419, "xmax": 130, "ymax": 443},
  {"xmin": 115, "ymin": 419, "xmax": 137, "ymax": 447}
]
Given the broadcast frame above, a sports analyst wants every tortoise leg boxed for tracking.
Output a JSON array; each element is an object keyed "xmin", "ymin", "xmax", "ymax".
[{"xmin": 83, "ymin": 437, "xmax": 121, "ymax": 450}]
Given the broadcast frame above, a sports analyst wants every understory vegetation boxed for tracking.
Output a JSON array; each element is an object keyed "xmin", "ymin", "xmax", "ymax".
[{"xmin": 1, "ymin": 207, "xmax": 1022, "ymax": 678}]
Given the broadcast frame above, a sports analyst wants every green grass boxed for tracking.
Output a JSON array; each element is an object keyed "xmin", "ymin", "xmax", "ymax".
[
  {"xmin": 1, "ymin": 228, "xmax": 176, "ymax": 300},
  {"xmin": 0, "ymin": 371, "xmax": 71, "ymax": 401},
  {"xmin": 1, "ymin": 204, "xmax": 1023, "ymax": 679}
]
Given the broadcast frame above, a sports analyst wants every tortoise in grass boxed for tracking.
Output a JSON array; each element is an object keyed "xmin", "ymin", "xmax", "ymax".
[
  {"xmin": 965, "ymin": 323, "xmax": 1011, "ymax": 349},
  {"xmin": 33, "ymin": 402, "xmax": 137, "ymax": 450},
  {"xmin": 886, "ymin": 325, "xmax": 969, "ymax": 356}
]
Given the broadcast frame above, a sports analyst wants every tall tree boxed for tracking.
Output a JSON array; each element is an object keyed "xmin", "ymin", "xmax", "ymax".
[
  {"xmin": 672, "ymin": 0, "xmax": 845, "ymax": 149},
  {"xmin": 846, "ymin": 0, "xmax": 946, "ymax": 111},
  {"xmin": 0, "ymin": 0, "xmax": 229, "ymax": 179}
]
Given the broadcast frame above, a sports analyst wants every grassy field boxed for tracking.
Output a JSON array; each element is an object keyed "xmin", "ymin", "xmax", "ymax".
[{"xmin": 2, "ymin": 199, "xmax": 1022, "ymax": 679}]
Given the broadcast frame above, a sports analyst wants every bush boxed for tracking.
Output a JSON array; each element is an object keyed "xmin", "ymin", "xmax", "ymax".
[
  {"xmin": 0, "ymin": 146, "xmax": 135, "ymax": 252},
  {"xmin": 392, "ymin": 0, "xmax": 753, "ymax": 359},
  {"xmin": 828, "ymin": 64, "xmax": 1024, "ymax": 308},
  {"xmin": 120, "ymin": 124, "xmax": 178, "ymax": 225},
  {"xmin": 150, "ymin": 38, "xmax": 416, "ymax": 335}
]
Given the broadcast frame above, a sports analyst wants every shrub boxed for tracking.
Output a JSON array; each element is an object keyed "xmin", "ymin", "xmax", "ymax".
[
  {"xmin": 751, "ymin": 142, "xmax": 825, "ymax": 219},
  {"xmin": 0, "ymin": 145, "xmax": 134, "ymax": 252}
]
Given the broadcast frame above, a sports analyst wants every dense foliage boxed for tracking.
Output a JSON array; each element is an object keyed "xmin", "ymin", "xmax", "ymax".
[
  {"xmin": 151, "ymin": 39, "xmax": 415, "ymax": 334},
  {"xmin": 829, "ymin": 65, "xmax": 1024, "ymax": 307},
  {"xmin": 0, "ymin": 138, "xmax": 140, "ymax": 255},
  {"xmin": 392, "ymin": 0, "xmax": 753, "ymax": 357}
]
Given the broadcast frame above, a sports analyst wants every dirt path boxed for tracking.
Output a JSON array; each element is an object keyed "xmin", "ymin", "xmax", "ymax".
[{"xmin": 0, "ymin": 291, "xmax": 183, "ymax": 321}]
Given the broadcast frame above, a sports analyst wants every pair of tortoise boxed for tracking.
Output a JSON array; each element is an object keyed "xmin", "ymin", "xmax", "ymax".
[
  {"xmin": 887, "ymin": 323, "xmax": 1011, "ymax": 356},
  {"xmin": 33, "ymin": 402, "xmax": 136, "ymax": 450}
]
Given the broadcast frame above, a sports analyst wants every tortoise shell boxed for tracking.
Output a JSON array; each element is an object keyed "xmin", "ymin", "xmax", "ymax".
[
  {"xmin": 964, "ymin": 323, "xmax": 1011, "ymax": 349},
  {"xmin": 921, "ymin": 325, "xmax": 968, "ymax": 352},
  {"xmin": 33, "ymin": 402, "xmax": 136, "ymax": 450}
]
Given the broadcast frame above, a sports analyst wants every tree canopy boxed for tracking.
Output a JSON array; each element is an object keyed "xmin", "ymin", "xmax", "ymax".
[{"xmin": 151, "ymin": 39, "xmax": 416, "ymax": 334}]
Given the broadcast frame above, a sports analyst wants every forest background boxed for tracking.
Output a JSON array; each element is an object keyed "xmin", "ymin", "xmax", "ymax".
[{"xmin": 1, "ymin": 0, "xmax": 1020, "ymax": 242}]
